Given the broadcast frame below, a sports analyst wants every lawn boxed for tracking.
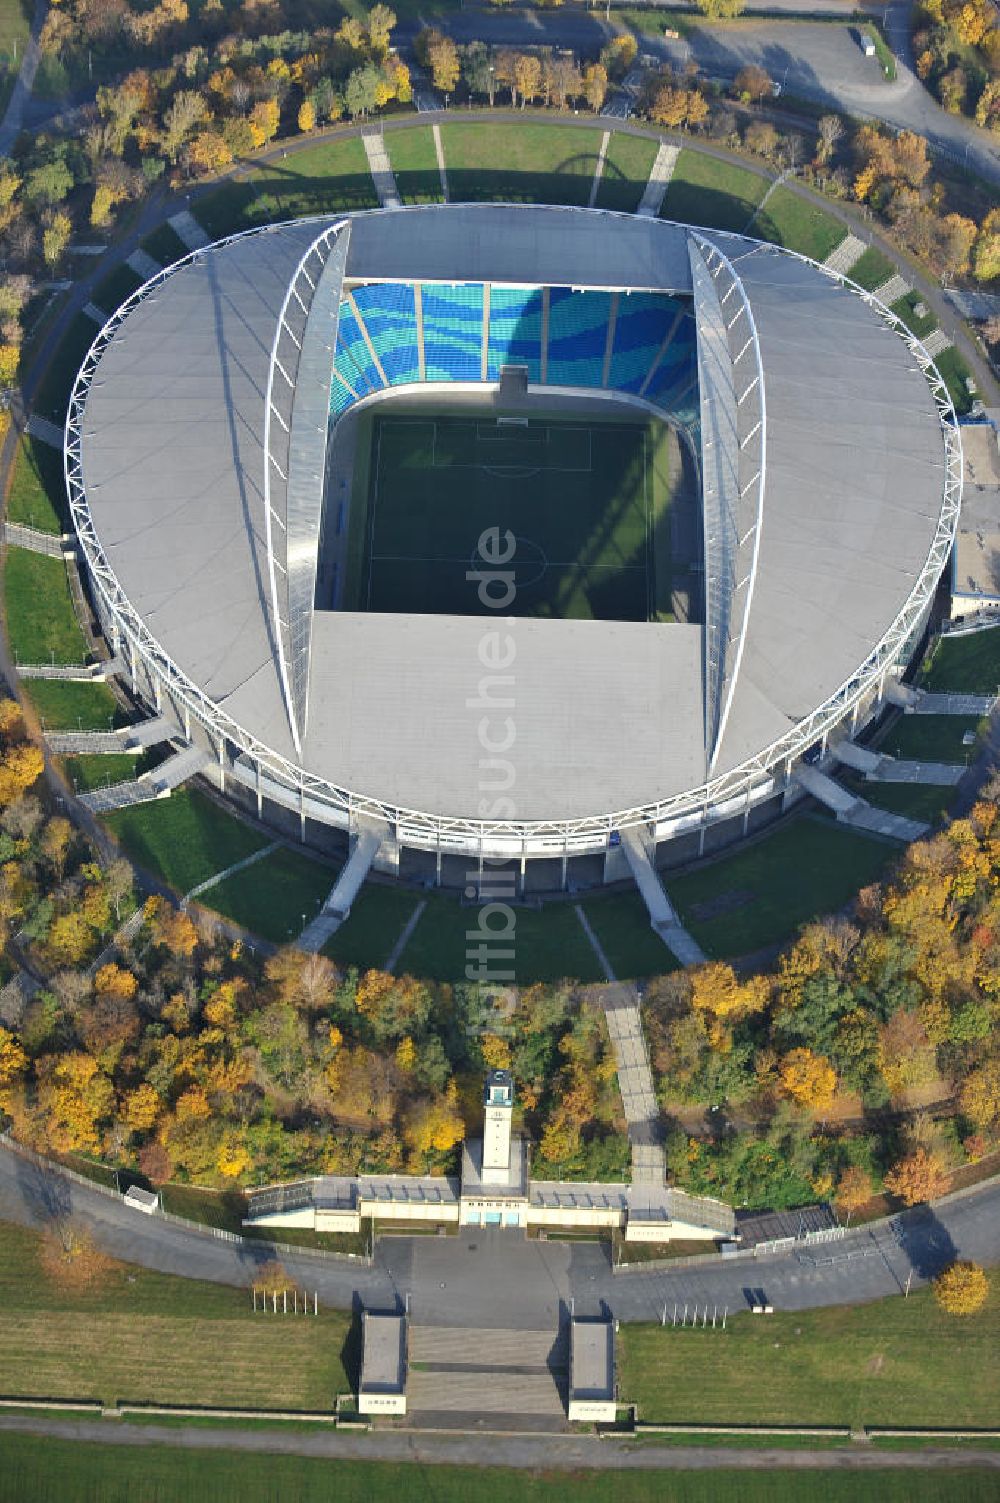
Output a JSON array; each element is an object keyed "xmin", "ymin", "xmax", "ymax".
[
  {"xmin": 62, "ymin": 752, "xmax": 141, "ymax": 793},
  {"xmin": 22, "ymin": 678, "xmax": 122, "ymax": 731},
  {"xmin": 195, "ymin": 137, "xmax": 378, "ymax": 238},
  {"xmin": 360, "ymin": 416, "xmax": 658, "ymax": 620},
  {"xmin": 877, "ymin": 713, "xmax": 981, "ymax": 764},
  {"xmin": 0, "ymin": 1436, "xmax": 996, "ymax": 1503},
  {"xmin": 31, "ymin": 312, "xmax": 99, "ymax": 423},
  {"xmin": 5, "ymin": 433, "xmax": 67, "ymax": 533},
  {"xmin": 620, "ymin": 1284, "xmax": 1000, "ymax": 1430},
  {"xmin": 141, "ymin": 220, "xmax": 189, "ymax": 268},
  {"xmin": 0, "ymin": 1220, "xmax": 349, "ymax": 1412},
  {"xmin": 669, "ymin": 815, "xmax": 894, "ymax": 959},
  {"xmin": 890, "ymin": 291, "xmax": 937, "ymax": 342},
  {"xmin": 322, "ymin": 880, "xmax": 424, "ymax": 970},
  {"xmin": 660, "ymin": 149, "xmax": 767, "ymax": 234},
  {"xmin": 397, "ymin": 893, "xmax": 606, "ymax": 984},
  {"xmin": 848, "ymin": 245, "xmax": 895, "ymax": 291},
  {"xmin": 93, "ymin": 260, "xmax": 143, "ymax": 315},
  {"xmin": 385, "ymin": 124, "xmax": 443, "ymax": 203},
  {"xmin": 921, "ymin": 629, "xmax": 1000, "ymax": 694},
  {"xmin": 581, "ymin": 890, "xmax": 679, "ymax": 980},
  {"xmin": 104, "ymin": 788, "xmax": 271, "ymax": 895},
  {"xmin": 440, "ymin": 122, "xmax": 599, "ymax": 205},
  {"xmin": 851, "ymin": 779, "xmax": 956, "ymax": 826},
  {"xmin": 594, "ymin": 131, "xmax": 659, "ymax": 214},
  {"xmin": 4, "ymin": 549, "xmax": 89, "ymax": 664},
  {"xmin": 933, "ymin": 344, "xmax": 975, "ymax": 416},
  {"xmin": 204, "ymin": 843, "xmax": 334, "ymax": 943},
  {"xmin": 0, "ymin": 0, "xmax": 31, "ymax": 114},
  {"xmin": 756, "ymin": 187, "xmax": 844, "ymax": 261}
]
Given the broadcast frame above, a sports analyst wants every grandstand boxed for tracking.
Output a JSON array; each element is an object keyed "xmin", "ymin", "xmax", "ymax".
[
  {"xmin": 329, "ymin": 281, "xmax": 698, "ymax": 433},
  {"xmin": 69, "ymin": 203, "xmax": 960, "ymax": 901}
]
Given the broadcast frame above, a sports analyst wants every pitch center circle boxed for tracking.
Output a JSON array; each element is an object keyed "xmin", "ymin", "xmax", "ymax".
[{"xmin": 468, "ymin": 535, "xmax": 548, "ymax": 591}]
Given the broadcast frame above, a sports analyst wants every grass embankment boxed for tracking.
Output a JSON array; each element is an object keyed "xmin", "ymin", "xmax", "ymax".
[
  {"xmin": 31, "ymin": 312, "xmax": 98, "ymax": 424},
  {"xmin": 440, "ymin": 122, "xmax": 598, "ymax": 206},
  {"xmin": 6, "ymin": 435, "xmax": 68, "ymax": 534},
  {"xmin": 5, "ymin": 549, "xmax": 89, "ymax": 664},
  {"xmin": 661, "ymin": 150, "xmax": 767, "ymax": 234},
  {"xmin": 93, "ymin": 260, "xmax": 143, "ymax": 314},
  {"xmin": 621, "ymin": 1284, "xmax": 1000, "ymax": 1430},
  {"xmin": 194, "ymin": 136, "xmax": 379, "ymax": 239},
  {"xmin": 756, "ymin": 187, "xmax": 844, "ymax": 262},
  {"xmin": 0, "ymin": 1220, "xmax": 350, "ymax": 1411},
  {"xmin": 876, "ymin": 713, "xmax": 981, "ymax": 764},
  {"xmin": 140, "ymin": 220, "xmax": 189, "ymax": 268},
  {"xmin": 921, "ymin": 628, "xmax": 1000, "ymax": 694},
  {"xmin": 849, "ymin": 245, "xmax": 895, "ymax": 291},
  {"xmin": 594, "ymin": 131, "xmax": 659, "ymax": 214},
  {"xmin": 385, "ymin": 124, "xmax": 444, "ymax": 203},
  {"xmin": 21, "ymin": 679, "xmax": 122, "ymax": 731},
  {"xmin": 397, "ymin": 892, "xmax": 606, "ymax": 984},
  {"xmin": 206, "ymin": 843, "xmax": 334, "ymax": 943},
  {"xmin": 103, "ymin": 788, "xmax": 272, "ymax": 896}
]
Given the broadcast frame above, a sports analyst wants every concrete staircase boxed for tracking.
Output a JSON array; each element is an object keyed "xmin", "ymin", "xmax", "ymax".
[
  {"xmin": 621, "ymin": 827, "xmax": 705, "ymax": 966},
  {"xmin": 913, "ymin": 691, "xmax": 994, "ymax": 716},
  {"xmin": 636, "ymin": 142, "xmax": 679, "ymax": 218},
  {"xmin": 873, "ymin": 272, "xmax": 910, "ymax": 305},
  {"xmin": 407, "ymin": 1325, "xmax": 567, "ymax": 1422},
  {"xmin": 823, "ymin": 233, "xmax": 866, "ymax": 277},
  {"xmin": 361, "ymin": 130, "xmax": 401, "ymax": 208},
  {"xmin": 47, "ymin": 730, "xmax": 127, "ymax": 754},
  {"xmin": 121, "ymin": 715, "xmax": 174, "ymax": 750},
  {"xmin": 794, "ymin": 763, "xmax": 929, "ymax": 842},
  {"xmin": 868, "ymin": 759, "xmax": 964, "ymax": 787}
]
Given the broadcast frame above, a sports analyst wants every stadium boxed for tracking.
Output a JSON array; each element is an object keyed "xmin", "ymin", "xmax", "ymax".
[{"xmin": 65, "ymin": 202, "xmax": 963, "ymax": 910}]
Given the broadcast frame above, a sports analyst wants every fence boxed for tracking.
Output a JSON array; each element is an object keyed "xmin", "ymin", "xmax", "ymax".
[{"xmin": 0, "ymin": 1131, "xmax": 372, "ymax": 1267}]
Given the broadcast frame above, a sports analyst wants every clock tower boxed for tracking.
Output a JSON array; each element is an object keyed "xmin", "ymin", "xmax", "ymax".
[{"xmin": 481, "ymin": 1069, "xmax": 514, "ymax": 1185}]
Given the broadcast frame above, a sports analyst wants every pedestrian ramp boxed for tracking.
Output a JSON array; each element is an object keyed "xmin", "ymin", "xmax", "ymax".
[
  {"xmin": 621, "ymin": 827, "xmax": 705, "ymax": 966},
  {"xmin": 912, "ymin": 691, "xmax": 994, "ymax": 716},
  {"xmin": 793, "ymin": 764, "xmax": 928, "ymax": 842},
  {"xmin": 298, "ymin": 819, "xmax": 388, "ymax": 951}
]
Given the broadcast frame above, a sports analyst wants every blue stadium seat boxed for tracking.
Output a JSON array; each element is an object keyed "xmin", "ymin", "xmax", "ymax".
[
  {"xmin": 352, "ymin": 283, "xmax": 420, "ymax": 385},
  {"xmin": 546, "ymin": 289, "xmax": 611, "ymax": 388},
  {"xmin": 609, "ymin": 293, "xmax": 686, "ymax": 394},
  {"xmin": 422, "ymin": 283, "xmax": 484, "ymax": 382},
  {"xmin": 333, "ymin": 302, "xmax": 382, "ymax": 401},
  {"xmin": 486, "ymin": 287, "xmax": 543, "ymax": 382}
]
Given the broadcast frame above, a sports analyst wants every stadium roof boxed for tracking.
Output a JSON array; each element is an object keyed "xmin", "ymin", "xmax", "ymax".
[{"xmin": 75, "ymin": 204, "xmax": 954, "ymax": 835}]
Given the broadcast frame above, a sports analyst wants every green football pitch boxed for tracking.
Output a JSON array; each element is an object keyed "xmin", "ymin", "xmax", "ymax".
[{"xmin": 354, "ymin": 415, "xmax": 673, "ymax": 621}]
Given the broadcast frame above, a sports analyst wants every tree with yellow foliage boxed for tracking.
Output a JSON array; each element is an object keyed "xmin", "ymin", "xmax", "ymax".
[
  {"xmin": 0, "ymin": 743, "xmax": 43, "ymax": 805},
  {"xmin": 0, "ymin": 1026, "xmax": 28, "ymax": 1111},
  {"xmin": 934, "ymin": 1260, "xmax": 989, "ymax": 1314},
  {"xmin": 690, "ymin": 962, "xmax": 770, "ymax": 1021},
  {"xmin": 404, "ymin": 1080, "xmax": 464, "ymax": 1156},
  {"xmin": 778, "ymin": 1047, "xmax": 838, "ymax": 1110},
  {"xmin": 960, "ymin": 1060, "xmax": 1000, "ymax": 1130},
  {"xmin": 835, "ymin": 1164, "xmax": 873, "ymax": 1215},
  {"xmin": 297, "ymin": 98, "xmax": 316, "ymax": 133},
  {"xmin": 94, "ymin": 962, "xmax": 138, "ymax": 1003},
  {"xmin": 122, "ymin": 1082, "xmax": 162, "ymax": 1133}
]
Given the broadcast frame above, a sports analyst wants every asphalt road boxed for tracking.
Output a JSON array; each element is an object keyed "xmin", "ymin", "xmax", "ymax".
[{"xmin": 2, "ymin": 1140, "xmax": 998, "ymax": 1328}]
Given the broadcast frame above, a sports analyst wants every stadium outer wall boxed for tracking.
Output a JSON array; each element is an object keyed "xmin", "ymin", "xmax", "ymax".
[{"xmin": 64, "ymin": 219, "xmax": 963, "ymax": 893}]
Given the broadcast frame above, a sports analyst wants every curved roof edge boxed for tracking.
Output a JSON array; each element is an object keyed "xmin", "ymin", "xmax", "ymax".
[{"xmin": 265, "ymin": 220, "xmax": 351, "ymax": 750}]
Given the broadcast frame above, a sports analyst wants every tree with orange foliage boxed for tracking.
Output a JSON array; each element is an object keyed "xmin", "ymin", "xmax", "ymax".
[
  {"xmin": 145, "ymin": 896, "xmax": 198, "ymax": 956},
  {"xmin": 834, "ymin": 1164, "xmax": 873, "ymax": 1215},
  {"xmin": 94, "ymin": 962, "xmax": 138, "ymax": 1002},
  {"xmin": 883, "ymin": 1146, "xmax": 949, "ymax": 1206},
  {"xmin": 39, "ymin": 1219, "xmax": 116, "ymax": 1291},
  {"xmin": 778, "ymin": 1047, "xmax": 838, "ymax": 1110},
  {"xmin": 36, "ymin": 1052, "xmax": 114, "ymax": 1154}
]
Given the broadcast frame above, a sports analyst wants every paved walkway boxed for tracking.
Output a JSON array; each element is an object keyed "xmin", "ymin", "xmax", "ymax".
[
  {"xmin": 636, "ymin": 142, "xmax": 679, "ymax": 218},
  {"xmin": 1, "ymin": 1411, "xmax": 999, "ymax": 1471},
  {"xmin": 597, "ymin": 983, "xmax": 665, "ymax": 1186}
]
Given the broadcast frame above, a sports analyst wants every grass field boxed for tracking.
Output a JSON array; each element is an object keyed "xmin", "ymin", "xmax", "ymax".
[
  {"xmin": 847, "ymin": 245, "xmax": 895, "ymax": 291},
  {"xmin": 877, "ymin": 713, "xmax": 981, "ymax": 764},
  {"xmin": 621, "ymin": 1284, "xmax": 1000, "ymax": 1430},
  {"xmin": 440, "ymin": 122, "xmax": 597, "ymax": 205},
  {"xmin": 921, "ymin": 628, "xmax": 1000, "ymax": 693},
  {"xmin": 581, "ymin": 891, "xmax": 680, "ymax": 980},
  {"xmin": 933, "ymin": 344, "xmax": 976, "ymax": 415},
  {"xmin": 670, "ymin": 815, "xmax": 894, "ymax": 958},
  {"xmin": 2, "ymin": 1436, "xmax": 995, "ymax": 1503},
  {"xmin": 93, "ymin": 260, "xmax": 143, "ymax": 314},
  {"xmin": 321, "ymin": 880, "xmax": 423, "ymax": 969},
  {"xmin": 890, "ymin": 291, "xmax": 938, "ymax": 342},
  {"xmin": 62, "ymin": 752, "xmax": 141, "ymax": 792},
  {"xmin": 104, "ymin": 788, "xmax": 272, "ymax": 895},
  {"xmin": 0, "ymin": 1221, "xmax": 350, "ymax": 1411},
  {"xmin": 385, "ymin": 124, "xmax": 444, "ymax": 203},
  {"xmin": 32, "ymin": 312, "xmax": 98, "ymax": 423},
  {"xmin": 847, "ymin": 777, "xmax": 956, "ymax": 825},
  {"xmin": 22, "ymin": 678, "xmax": 122, "ymax": 731},
  {"xmin": 194, "ymin": 136, "xmax": 378, "ymax": 239},
  {"xmin": 5, "ymin": 549, "xmax": 89, "ymax": 664},
  {"xmin": 205, "ymin": 843, "xmax": 334, "ymax": 943},
  {"xmin": 357, "ymin": 416, "xmax": 667, "ymax": 621},
  {"xmin": 396, "ymin": 893, "xmax": 606, "ymax": 984},
  {"xmin": 0, "ymin": 0, "xmax": 31, "ymax": 114},
  {"xmin": 756, "ymin": 187, "xmax": 844, "ymax": 261},
  {"xmin": 141, "ymin": 220, "xmax": 189, "ymax": 268},
  {"xmin": 6, "ymin": 434, "xmax": 68, "ymax": 534},
  {"xmin": 594, "ymin": 131, "xmax": 659, "ymax": 214},
  {"xmin": 661, "ymin": 150, "xmax": 767, "ymax": 234}
]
